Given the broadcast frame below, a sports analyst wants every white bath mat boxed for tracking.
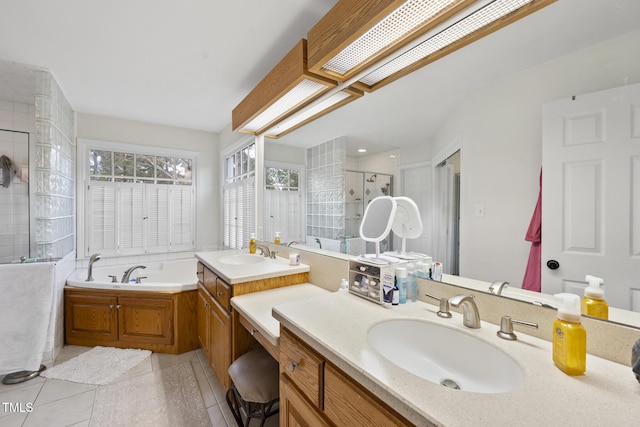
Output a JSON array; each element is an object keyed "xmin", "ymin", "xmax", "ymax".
[
  {"xmin": 91, "ymin": 362, "xmax": 210, "ymax": 427},
  {"xmin": 40, "ymin": 346, "xmax": 151, "ymax": 385}
]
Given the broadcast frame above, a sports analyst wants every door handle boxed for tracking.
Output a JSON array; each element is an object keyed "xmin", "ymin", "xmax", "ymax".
[{"xmin": 546, "ymin": 260, "xmax": 560, "ymax": 270}]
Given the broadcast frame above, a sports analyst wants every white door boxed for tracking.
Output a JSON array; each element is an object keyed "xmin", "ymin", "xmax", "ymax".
[
  {"xmin": 542, "ymin": 83, "xmax": 640, "ymax": 311},
  {"xmin": 400, "ymin": 163, "xmax": 433, "ymax": 256}
]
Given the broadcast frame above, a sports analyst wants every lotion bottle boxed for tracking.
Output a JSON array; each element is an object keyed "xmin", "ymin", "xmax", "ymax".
[
  {"xmin": 581, "ymin": 274, "xmax": 608, "ymax": 320},
  {"xmin": 552, "ymin": 293, "xmax": 586, "ymax": 376},
  {"xmin": 396, "ymin": 267, "xmax": 407, "ymax": 304},
  {"xmin": 274, "ymin": 231, "xmax": 281, "ymax": 245},
  {"xmin": 249, "ymin": 233, "xmax": 257, "ymax": 254}
]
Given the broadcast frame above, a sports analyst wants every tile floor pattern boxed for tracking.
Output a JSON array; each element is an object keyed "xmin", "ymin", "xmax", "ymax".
[{"xmin": 0, "ymin": 346, "xmax": 279, "ymax": 427}]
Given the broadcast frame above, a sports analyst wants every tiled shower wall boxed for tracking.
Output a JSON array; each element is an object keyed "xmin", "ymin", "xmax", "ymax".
[
  {"xmin": 34, "ymin": 70, "xmax": 75, "ymax": 260},
  {"xmin": 306, "ymin": 136, "xmax": 346, "ymax": 240}
]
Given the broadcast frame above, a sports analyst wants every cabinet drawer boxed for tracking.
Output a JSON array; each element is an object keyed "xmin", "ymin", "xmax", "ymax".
[
  {"xmin": 197, "ymin": 261, "xmax": 205, "ymax": 284},
  {"xmin": 324, "ymin": 363, "xmax": 409, "ymax": 427},
  {"xmin": 215, "ymin": 278, "xmax": 231, "ymax": 312},
  {"xmin": 203, "ymin": 267, "xmax": 217, "ymax": 296},
  {"xmin": 279, "ymin": 328, "xmax": 323, "ymax": 408}
]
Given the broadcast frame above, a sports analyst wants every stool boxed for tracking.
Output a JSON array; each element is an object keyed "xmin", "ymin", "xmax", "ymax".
[{"xmin": 226, "ymin": 347, "xmax": 279, "ymax": 427}]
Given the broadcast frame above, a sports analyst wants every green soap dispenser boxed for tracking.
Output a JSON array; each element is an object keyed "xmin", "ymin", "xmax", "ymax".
[
  {"xmin": 552, "ymin": 293, "xmax": 586, "ymax": 376},
  {"xmin": 581, "ymin": 275, "xmax": 608, "ymax": 320}
]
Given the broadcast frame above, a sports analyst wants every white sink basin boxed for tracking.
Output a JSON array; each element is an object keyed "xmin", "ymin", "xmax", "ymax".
[
  {"xmin": 219, "ymin": 254, "xmax": 266, "ymax": 265},
  {"xmin": 367, "ymin": 319, "xmax": 523, "ymax": 393}
]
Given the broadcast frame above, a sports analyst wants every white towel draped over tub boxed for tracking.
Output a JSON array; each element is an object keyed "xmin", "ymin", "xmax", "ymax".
[{"xmin": 0, "ymin": 262, "xmax": 55, "ymax": 375}]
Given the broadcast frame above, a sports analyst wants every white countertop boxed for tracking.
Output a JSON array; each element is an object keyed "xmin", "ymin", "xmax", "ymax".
[
  {"xmin": 195, "ymin": 250, "xmax": 310, "ymax": 284},
  {"xmin": 272, "ymin": 292, "xmax": 640, "ymax": 426},
  {"xmin": 230, "ymin": 283, "xmax": 330, "ymax": 346}
]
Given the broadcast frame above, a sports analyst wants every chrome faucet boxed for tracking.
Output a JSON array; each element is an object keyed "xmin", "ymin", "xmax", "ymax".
[
  {"xmin": 121, "ymin": 265, "xmax": 146, "ymax": 283},
  {"xmin": 449, "ymin": 294, "xmax": 481, "ymax": 329},
  {"xmin": 489, "ymin": 281, "xmax": 509, "ymax": 296},
  {"xmin": 314, "ymin": 237, "xmax": 322, "ymax": 249},
  {"xmin": 287, "ymin": 241, "xmax": 299, "ymax": 247},
  {"xmin": 86, "ymin": 253, "xmax": 102, "ymax": 281},
  {"xmin": 255, "ymin": 242, "xmax": 271, "ymax": 258}
]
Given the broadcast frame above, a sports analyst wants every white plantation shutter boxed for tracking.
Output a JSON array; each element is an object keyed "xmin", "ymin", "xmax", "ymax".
[
  {"xmin": 170, "ymin": 185, "xmax": 194, "ymax": 250},
  {"xmin": 264, "ymin": 189, "xmax": 301, "ymax": 243},
  {"xmin": 119, "ymin": 183, "xmax": 145, "ymax": 254},
  {"xmin": 88, "ymin": 182, "xmax": 117, "ymax": 254},
  {"xmin": 146, "ymin": 185, "xmax": 171, "ymax": 252},
  {"xmin": 223, "ymin": 177, "xmax": 255, "ymax": 250}
]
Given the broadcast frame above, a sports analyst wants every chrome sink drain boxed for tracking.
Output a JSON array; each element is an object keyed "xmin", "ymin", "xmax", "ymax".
[{"xmin": 440, "ymin": 378, "xmax": 460, "ymax": 390}]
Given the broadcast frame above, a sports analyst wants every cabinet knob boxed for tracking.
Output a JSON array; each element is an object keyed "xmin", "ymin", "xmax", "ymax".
[
  {"xmin": 287, "ymin": 361, "xmax": 298, "ymax": 373},
  {"xmin": 217, "ymin": 291, "xmax": 222, "ymax": 297},
  {"xmin": 109, "ymin": 304, "xmax": 114, "ymax": 309},
  {"xmin": 116, "ymin": 304, "xmax": 121, "ymax": 309}
]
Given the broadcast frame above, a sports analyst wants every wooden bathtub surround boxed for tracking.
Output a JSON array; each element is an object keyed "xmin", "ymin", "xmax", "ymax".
[
  {"xmin": 64, "ymin": 287, "xmax": 199, "ymax": 355},
  {"xmin": 196, "ymin": 261, "xmax": 308, "ymax": 389}
]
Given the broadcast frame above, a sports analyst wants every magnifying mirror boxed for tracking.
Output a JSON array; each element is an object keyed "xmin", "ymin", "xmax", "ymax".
[
  {"xmin": 385, "ymin": 196, "xmax": 428, "ymax": 260},
  {"xmin": 359, "ymin": 196, "xmax": 398, "ymax": 263}
]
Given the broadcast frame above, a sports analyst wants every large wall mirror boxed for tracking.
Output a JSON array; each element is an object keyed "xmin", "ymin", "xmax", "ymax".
[{"xmin": 265, "ymin": 0, "xmax": 640, "ymax": 329}]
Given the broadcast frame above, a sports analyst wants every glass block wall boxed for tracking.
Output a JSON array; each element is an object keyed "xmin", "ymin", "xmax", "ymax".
[
  {"xmin": 34, "ymin": 70, "xmax": 75, "ymax": 259},
  {"xmin": 306, "ymin": 136, "xmax": 346, "ymax": 240}
]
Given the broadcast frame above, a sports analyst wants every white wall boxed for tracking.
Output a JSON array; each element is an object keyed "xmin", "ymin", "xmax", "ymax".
[
  {"xmin": 76, "ymin": 113, "xmax": 220, "ymax": 251},
  {"xmin": 432, "ymin": 28, "xmax": 640, "ymax": 287}
]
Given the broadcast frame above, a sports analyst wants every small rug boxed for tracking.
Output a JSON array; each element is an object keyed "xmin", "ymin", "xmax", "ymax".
[
  {"xmin": 90, "ymin": 362, "xmax": 211, "ymax": 427},
  {"xmin": 40, "ymin": 346, "xmax": 151, "ymax": 385}
]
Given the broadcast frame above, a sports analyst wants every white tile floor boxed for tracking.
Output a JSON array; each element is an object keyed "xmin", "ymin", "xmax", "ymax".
[{"xmin": 0, "ymin": 346, "xmax": 279, "ymax": 427}]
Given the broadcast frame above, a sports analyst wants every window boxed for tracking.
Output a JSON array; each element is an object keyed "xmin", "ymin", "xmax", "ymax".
[
  {"xmin": 263, "ymin": 164, "xmax": 303, "ymax": 244},
  {"xmin": 223, "ymin": 143, "xmax": 255, "ymax": 249},
  {"xmin": 81, "ymin": 140, "xmax": 196, "ymax": 257}
]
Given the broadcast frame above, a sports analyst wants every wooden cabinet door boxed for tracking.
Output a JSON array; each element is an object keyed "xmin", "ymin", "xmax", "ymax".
[
  {"xmin": 210, "ymin": 299, "xmax": 231, "ymax": 389},
  {"xmin": 197, "ymin": 287, "xmax": 211, "ymax": 355},
  {"xmin": 65, "ymin": 294, "xmax": 118, "ymax": 343},
  {"xmin": 280, "ymin": 374, "xmax": 330, "ymax": 427},
  {"xmin": 118, "ymin": 297, "xmax": 174, "ymax": 346}
]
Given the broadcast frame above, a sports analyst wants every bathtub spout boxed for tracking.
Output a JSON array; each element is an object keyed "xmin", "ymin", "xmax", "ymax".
[
  {"xmin": 86, "ymin": 253, "xmax": 102, "ymax": 281},
  {"xmin": 121, "ymin": 265, "xmax": 146, "ymax": 283}
]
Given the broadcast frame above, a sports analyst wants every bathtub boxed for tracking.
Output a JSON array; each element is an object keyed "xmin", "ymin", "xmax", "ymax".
[{"xmin": 66, "ymin": 258, "xmax": 198, "ymax": 292}]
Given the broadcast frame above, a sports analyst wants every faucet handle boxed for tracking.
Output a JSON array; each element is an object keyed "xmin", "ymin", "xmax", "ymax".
[
  {"xmin": 424, "ymin": 293, "xmax": 453, "ymax": 318},
  {"xmin": 270, "ymin": 250, "xmax": 277, "ymax": 259},
  {"xmin": 497, "ymin": 315, "xmax": 538, "ymax": 341},
  {"xmin": 108, "ymin": 275, "xmax": 118, "ymax": 283},
  {"xmin": 135, "ymin": 276, "xmax": 147, "ymax": 284}
]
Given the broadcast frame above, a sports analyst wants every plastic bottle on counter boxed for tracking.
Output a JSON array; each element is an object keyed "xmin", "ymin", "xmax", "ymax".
[
  {"xmin": 249, "ymin": 233, "xmax": 257, "ymax": 254},
  {"xmin": 274, "ymin": 231, "xmax": 281, "ymax": 245},
  {"xmin": 407, "ymin": 263, "xmax": 417, "ymax": 302},
  {"xmin": 552, "ymin": 293, "xmax": 586, "ymax": 376},
  {"xmin": 581, "ymin": 275, "xmax": 608, "ymax": 320},
  {"xmin": 396, "ymin": 267, "xmax": 407, "ymax": 304}
]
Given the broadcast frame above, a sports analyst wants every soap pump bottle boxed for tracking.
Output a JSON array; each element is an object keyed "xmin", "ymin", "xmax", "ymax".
[
  {"xmin": 249, "ymin": 233, "xmax": 257, "ymax": 254},
  {"xmin": 552, "ymin": 293, "xmax": 586, "ymax": 376},
  {"xmin": 274, "ymin": 231, "xmax": 281, "ymax": 245},
  {"xmin": 581, "ymin": 275, "xmax": 608, "ymax": 320}
]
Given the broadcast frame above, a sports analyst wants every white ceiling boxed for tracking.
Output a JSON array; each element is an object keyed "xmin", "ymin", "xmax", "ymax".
[{"xmin": 1, "ymin": 0, "xmax": 639, "ymax": 154}]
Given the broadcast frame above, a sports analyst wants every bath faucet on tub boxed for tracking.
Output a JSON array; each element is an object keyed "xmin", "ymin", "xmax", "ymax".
[
  {"xmin": 86, "ymin": 253, "xmax": 102, "ymax": 282},
  {"xmin": 121, "ymin": 265, "xmax": 146, "ymax": 283}
]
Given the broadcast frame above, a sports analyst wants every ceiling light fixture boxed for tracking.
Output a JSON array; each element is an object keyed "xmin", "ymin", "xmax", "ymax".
[
  {"xmin": 232, "ymin": 40, "xmax": 337, "ymax": 135},
  {"xmin": 265, "ymin": 87, "xmax": 363, "ymax": 138},
  {"xmin": 358, "ymin": 148, "xmax": 368, "ymax": 153},
  {"xmin": 355, "ymin": 0, "xmax": 556, "ymax": 91},
  {"xmin": 308, "ymin": 0, "xmax": 475, "ymax": 82}
]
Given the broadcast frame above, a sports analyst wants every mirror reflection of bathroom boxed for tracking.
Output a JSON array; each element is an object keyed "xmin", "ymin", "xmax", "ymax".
[
  {"xmin": 345, "ymin": 170, "xmax": 393, "ymax": 256},
  {"xmin": 0, "ymin": 129, "xmax": 30, "ymax": 264},
  {"xmin": 433, "ymin": 151, "xmax": 460, "ymax": 275}
]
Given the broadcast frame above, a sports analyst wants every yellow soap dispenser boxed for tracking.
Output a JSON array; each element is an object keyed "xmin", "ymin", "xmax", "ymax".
[
  {"xmin": 552, "ymin": 293, "xmax": 586, "ymax": 376},
  {"xmin": 249, "ymin": 233, "xmax": 257, "ymax": 254},
  {"xmin": 274, "ymin": 231, "xmax": 281, "ymax": 245},
  {"xmin": 581, "ymin": 274, "xmax": 608, "ymax": 320}
]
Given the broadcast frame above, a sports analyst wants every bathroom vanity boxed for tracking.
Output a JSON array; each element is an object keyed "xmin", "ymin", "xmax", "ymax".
[
  {"xmin": 194, "ymin": 250, "xmax": 310, "ymax": 388},
  {"xmin": 273, "ymin": 291, "xmax": 640, "ymax": 426}
]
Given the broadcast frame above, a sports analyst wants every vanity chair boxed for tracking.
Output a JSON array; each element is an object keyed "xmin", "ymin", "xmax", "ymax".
[{"xmin": 226, "ymin": 347, "xmax": 280, "ymax": 427}]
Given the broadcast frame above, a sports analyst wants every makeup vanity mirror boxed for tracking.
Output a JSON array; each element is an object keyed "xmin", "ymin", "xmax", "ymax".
[{"xmin": 359, "ymin": 196, "xmax": 396, "ymax": 262}]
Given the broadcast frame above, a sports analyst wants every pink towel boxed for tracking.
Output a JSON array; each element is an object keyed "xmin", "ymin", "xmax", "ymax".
[{"xmin": 522, "ymin": 170, "xmax": 542, "ymax": 292}]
